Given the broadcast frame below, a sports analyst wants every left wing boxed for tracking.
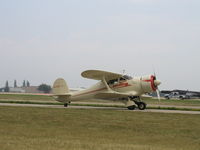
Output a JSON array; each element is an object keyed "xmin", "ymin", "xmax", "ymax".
[{"xmin": 81, "ymin": 70, "xmax": 123, "ymax": 81}]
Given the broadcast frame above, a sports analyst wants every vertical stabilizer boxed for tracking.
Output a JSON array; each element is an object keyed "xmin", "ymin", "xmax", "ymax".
[{"xmin": 53, "ymin": 78, "xmax": 69, "ymax": 95}]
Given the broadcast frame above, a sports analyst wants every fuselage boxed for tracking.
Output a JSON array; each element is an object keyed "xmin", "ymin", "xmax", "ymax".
[{"xmin": 68, "ymin": 75, "xmax": 160, "ymax": 102}]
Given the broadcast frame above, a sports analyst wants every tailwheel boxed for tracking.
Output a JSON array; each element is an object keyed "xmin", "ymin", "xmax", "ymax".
[
  {"xmin": 64, "ymin": 103, "xmax": 68, "ymax": 107},
  {"xmin": 137, "ymin": 102, "xmax": 146, "ymax": 110},
  {"xmin": 127, "ymin": 105, "xmax": 136, "ymax": 110}
]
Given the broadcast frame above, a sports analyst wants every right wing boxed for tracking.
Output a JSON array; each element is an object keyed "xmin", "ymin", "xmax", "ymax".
[{"xmin": 94, "ymin": 91, "xmax": 138, "ymax": 99}]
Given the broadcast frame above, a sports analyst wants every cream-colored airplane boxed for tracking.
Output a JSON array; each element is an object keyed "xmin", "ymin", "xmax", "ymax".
[{"xmin": 52, "ymin": 70, "xmax": 161, "ymax": 110}]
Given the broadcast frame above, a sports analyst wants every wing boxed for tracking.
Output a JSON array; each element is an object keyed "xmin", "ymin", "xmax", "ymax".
[
  {"xmin": 82, "ymin": 70, "xmax": 138, "ymax": 99},
  {"xmin": 95, "ymin": 91, "xmax": 138, "ymax": 99},
  {"xmin": 81, "ymin": 70, "xmax": 123, "ymax": 81}
]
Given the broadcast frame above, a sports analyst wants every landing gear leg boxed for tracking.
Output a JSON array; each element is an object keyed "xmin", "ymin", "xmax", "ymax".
[{"xmin": 130, "ymin": 96, "xmax": 147, "ymax": 110}]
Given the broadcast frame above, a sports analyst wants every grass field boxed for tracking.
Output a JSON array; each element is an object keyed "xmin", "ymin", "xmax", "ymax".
[
  {"xmin": 143, "ymin": 98, "xmax": 200, "ymax": 106},
  {"xmin": 0, "ymin": 93, "xmax": 54, "ymax": 101},
  {"xmin": 0, "ymin": 106, "xmax": 200, "ymax": 150}
]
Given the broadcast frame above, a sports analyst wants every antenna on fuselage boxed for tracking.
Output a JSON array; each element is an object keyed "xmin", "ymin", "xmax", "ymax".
[{"xmin": 122, "ymin": 69, "xmax": 126, "ymax": 75}]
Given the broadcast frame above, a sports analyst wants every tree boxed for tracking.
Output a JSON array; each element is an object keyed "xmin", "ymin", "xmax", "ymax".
[
  {"xmin": 14, "ymin": 80, "xmax": 17, "ymax": 88},
  {"xmin": 23, "ymin": 80, "xmax": 26, "ymax": 87},
  {"xmin": 4, "ymin": 81, "xmax": 10, "ymax": 92},
  {"xmin": 38, "ymin": 84, "xmax": 52, "ymax": 93},
  {"xmin": 26, "ymin": 81, "xmax": 30, "ymax": 87}
]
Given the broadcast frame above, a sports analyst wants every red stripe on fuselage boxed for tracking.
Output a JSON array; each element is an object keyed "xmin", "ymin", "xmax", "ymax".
[
  {"xmin": 73, "ymin": 82, "xmax": 131, "ymax": 97},
  {"xmin": 113, "ymin": 82, "xmax": 129, "ymax": 88},
  {"xmin": 143, "ymin": 80, "xmax": 151, "ymax": 82}
]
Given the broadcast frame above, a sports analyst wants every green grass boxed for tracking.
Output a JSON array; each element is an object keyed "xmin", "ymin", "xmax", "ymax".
[
  {"xmin": 143, "ymin": 98, "xmax": 200, "ymax": 106},
  {"xmin": 148, "ymin": 106, "xmax": 200, "ymax": 111},
  {"xmin": 0, "ymin": 106, "xmax": 200, "ymax": 150},
  {"xmin": 0, "ymin": 93, "xmax": 54, "ymax": 101}
]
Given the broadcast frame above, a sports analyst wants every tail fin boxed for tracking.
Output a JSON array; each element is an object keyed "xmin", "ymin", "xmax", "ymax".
[{"xmin": 53, "ymin": 78, "xmax": 70, "ymax": 95}]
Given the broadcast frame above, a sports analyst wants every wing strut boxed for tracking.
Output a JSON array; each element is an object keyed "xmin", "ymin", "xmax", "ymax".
[{"xmin": 102, "ymin": 76, "xmax": 112, "ymax": 91}]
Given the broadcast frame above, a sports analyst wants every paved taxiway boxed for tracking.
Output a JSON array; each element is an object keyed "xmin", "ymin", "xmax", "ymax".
[{"xmin": 0, "ymin": 103, "xmax": 200, "ymax": 115}]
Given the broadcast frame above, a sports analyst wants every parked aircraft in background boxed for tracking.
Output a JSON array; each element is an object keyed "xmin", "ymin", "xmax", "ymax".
[{"xmin": 52, "ymin": 70, "xmax": 161, "ymax": 110}]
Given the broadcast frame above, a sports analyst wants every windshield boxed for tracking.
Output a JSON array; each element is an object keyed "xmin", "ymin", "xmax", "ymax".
[
  {"xmin": 107, "ymin": 75, "xmax": 132, "ymax": 85},
  {"xmin": 122, "ymin": 75, "xmax": 133, "ymax": 80}
]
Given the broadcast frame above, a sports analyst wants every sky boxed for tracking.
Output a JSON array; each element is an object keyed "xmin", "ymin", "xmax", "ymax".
[{"xmin": 0, "ymin": 0, "xmax": 200, "ymax": 91}]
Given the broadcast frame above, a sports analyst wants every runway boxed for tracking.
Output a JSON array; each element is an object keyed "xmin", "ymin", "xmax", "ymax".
[{"xmin": 0, "ymin": 103, "xmax": 200, "ymax": 115}]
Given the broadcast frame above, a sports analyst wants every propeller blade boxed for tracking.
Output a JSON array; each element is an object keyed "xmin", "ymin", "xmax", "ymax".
[
  {"xmin": 152, "ymin": 68, "xmax": 161, "ymax": 102},
  {"xmin": 156, "ymin": 89, "xmax": 161, "ymax": 102}
]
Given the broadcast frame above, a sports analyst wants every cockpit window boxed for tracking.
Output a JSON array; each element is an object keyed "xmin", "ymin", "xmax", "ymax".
[
  {"xmin": 107, "ymin": 79, "xmax": 118, "ymax": 85},
  {"xmin": 120, "ymin": 77, "xmax": 126, "ymax": 81},
  {"xmin": 123, "ymin": 75, "xmax": 133, "ymax": 80},
  {"xmin": 107, "ymin": 75, "xmax": 132, "ymax": 85}
]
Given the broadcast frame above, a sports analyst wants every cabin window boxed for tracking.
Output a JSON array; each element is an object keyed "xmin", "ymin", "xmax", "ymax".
[
  {"xmin": 123, "ymin": 75, "xmax": 132, "ymax": 80},
  {"xmin": 119, "ymin": 77, "xmax": 126, "ymax": 81},
  {"xmin": 107, "ymin": 79, "xmax": 118, "ymax": 85}
]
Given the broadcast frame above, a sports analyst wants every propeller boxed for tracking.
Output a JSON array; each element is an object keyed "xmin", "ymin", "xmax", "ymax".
[
  {"xmin": 156, "ymin": 88, "xmax": 161, "ymax": 102},
  {"xmin": 152, "ymin": 69, "xmax": 161, "ymax": 102}
]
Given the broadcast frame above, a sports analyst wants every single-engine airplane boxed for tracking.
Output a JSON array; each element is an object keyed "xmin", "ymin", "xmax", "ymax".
[{"xmin": 52, "ymin": 70, "xmax": 161, "ymax": 110}]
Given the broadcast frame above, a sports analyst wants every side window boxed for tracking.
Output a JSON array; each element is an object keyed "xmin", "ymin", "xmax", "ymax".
[
  {"xmin": 107, "ymin": 79, "xmax": 118, "ymax": 85},
  {"xmin": 120, "ymin": 77, "xmax": 126, "ymax": 81}
]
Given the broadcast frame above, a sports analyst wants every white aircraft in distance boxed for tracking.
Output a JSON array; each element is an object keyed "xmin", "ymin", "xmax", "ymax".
[{"xmin": 52, "ymin": 70, "xmax": 161, "ymax": 110}]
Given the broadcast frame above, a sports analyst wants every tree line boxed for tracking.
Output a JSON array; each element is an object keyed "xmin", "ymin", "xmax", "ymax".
[{"xmin": 2, "ymin": 80, "xmax": 52, "ymax": 93}]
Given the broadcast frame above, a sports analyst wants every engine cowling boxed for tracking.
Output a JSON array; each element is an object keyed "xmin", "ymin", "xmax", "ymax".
[{"xmin": 140, "ymin": 75, "xmax": 161, "ymax": 93}]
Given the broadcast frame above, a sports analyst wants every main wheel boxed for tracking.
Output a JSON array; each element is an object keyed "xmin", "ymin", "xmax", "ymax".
[
  {"xmin": 64, "ymin": 103, "xmax": 68, "ymax": 107},
  {"xmin": 137, "ymin": 102, "xmax": 146, "ymax": 110},
  {"xmin": 127, "ymin": 105, "xmax": 136, "ymax": 110}
]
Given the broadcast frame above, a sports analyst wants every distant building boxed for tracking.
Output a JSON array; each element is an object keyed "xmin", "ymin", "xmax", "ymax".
[
  {"xmin": 9, "ymin": 87, "xmax": 25, "ymax": 93},
  {"xmin": 22, "ymin": 86, "xmax": 42, "ymax": 93},
  {"xmin": 7, "ymin": 86, "xmax": 42, "ymax": 93}
]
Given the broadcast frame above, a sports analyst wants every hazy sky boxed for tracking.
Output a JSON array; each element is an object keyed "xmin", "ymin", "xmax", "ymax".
[{"xmin": 0, "ymin": 0, "xmax": 200, "ymax": 91}]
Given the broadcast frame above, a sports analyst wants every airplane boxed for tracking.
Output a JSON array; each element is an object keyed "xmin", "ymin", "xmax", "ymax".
[{"xmin": 52, "ymin": 70, "xmax": 161, "ymax": 110}]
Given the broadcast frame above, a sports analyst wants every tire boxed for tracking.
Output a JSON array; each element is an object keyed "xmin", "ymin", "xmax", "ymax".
[
  {"xmin": 64, "ymin": 103, "xmax": 68, "ymax": 107},
  {"xmin": 127, "ymin": 105, "xmax": 136, "ymax": 110},
  {"xmin": 137, "ymin": 102, "xmax": 146, "ymax": 110}
]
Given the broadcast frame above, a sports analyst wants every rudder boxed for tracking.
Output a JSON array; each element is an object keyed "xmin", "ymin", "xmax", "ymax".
[{"xmin": 53, "ymin": 78, "xmax": 69, "ymax": 95}]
